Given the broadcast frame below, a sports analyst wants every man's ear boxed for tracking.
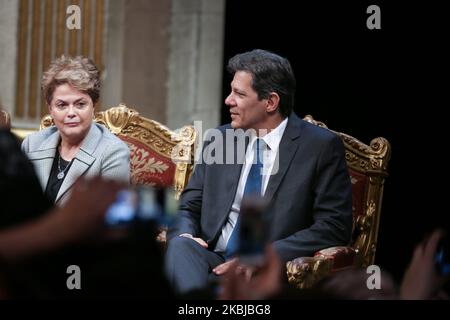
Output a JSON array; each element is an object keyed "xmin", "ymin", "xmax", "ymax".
[{"xmin": 266, "ymin": 92, "xmax": 280, "ymax": 113}]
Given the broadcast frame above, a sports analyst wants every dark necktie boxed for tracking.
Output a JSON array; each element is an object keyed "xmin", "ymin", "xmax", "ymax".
[{"xmin": 225, "ymin": 138, "xmax": 264, "ymax": 259}]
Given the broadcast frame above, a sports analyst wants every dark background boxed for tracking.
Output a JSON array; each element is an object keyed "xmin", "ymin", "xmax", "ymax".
[{"xmin": 222, "ymin": 0, "xmax": 448, "ymax": 281}]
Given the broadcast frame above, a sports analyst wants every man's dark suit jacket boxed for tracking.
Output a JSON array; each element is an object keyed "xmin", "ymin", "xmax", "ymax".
[{"xmin": 172, "ymin": 113, "xmax": 353, "ymax": 263}]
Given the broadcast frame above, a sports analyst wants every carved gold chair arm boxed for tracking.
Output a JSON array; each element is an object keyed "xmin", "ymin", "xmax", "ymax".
[
  {"xmin": 287, "ymin": 256, "xmax": 331, "ymax": 289},
  {"xmin": 286, "ymin": 246, "xmax": 357, "ymax": 289}
]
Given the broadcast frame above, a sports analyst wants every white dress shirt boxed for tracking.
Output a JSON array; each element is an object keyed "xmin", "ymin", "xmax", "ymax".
[{"xmin": 214, "ymin": 118, "xmax": 288, "ymax": 253}]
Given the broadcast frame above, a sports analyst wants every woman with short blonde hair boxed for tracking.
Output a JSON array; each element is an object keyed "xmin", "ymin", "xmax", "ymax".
[{"xmin": 22, "ymin": 55, "xmax": 130, "ymax": 205}]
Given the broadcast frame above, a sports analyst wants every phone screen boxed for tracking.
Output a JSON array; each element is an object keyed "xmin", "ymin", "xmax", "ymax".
[
  {"xmin": 105, "ymin": 186, "xmax": 177, "ymax": 227},
  {"xmin": 238, "ymin": 197, "xmax": 269, "ymax": 266},
  {"xmin": 104, "ymin": 189, "xmax": 139, "ymax": 225},
  {"xmin": 435, "ymin": 236, "xmax": 450, "ymax": 276}
]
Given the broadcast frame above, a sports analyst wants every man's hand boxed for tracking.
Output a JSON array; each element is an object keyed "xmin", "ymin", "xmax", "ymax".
[{"xmin": 179, "ymin": 233, "xmax": 208, "ymax": 248}]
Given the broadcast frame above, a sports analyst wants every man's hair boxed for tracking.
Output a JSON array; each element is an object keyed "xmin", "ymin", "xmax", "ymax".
[
  {"xmin": 227, "ymin": 49, "xmax": 296, "ymax": 118},
  {"xmin": 41, "ymin": 55, "xmax": 100, "ymax": 105}
]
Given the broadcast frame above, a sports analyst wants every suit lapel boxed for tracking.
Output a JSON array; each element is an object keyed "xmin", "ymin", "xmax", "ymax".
[
  {"xmin": 56, "ymin": 151, "xmax": 95, "ymax": 203},
  {"xmin": 28, "ymin": 149, "xmax": 56, "ymax": 190},
  {"xmin": 221, "ymin": 132, "xmax": 248, "ymax": 213},
  {"xmin": 213, "ymin": 131, "xmax": 251, "ymax": 229},
  {"xmin": 221, "ymin": 163, "xmax": 244, "ymax": 210},
  {"xmin": 55, "ymin": 124, "xmax": 100, "ymax": 203},
  {"xmin": 263, "ymin": 114, "xmax": 303, "ymax": 203},
  {"xmin": 27, "ymin": 129, "xmax": 60, "ymax": 190}
]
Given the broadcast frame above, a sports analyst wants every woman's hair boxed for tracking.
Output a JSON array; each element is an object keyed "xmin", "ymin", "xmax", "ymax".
[{"xmin": 42, "ymin": 55, "xmax": 100, "ymax": 105}]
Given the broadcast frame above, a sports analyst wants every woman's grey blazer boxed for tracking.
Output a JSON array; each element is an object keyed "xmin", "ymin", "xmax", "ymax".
[{"xmin": 22, "ymin": 123, "xmax": 130, "ymax": 205}]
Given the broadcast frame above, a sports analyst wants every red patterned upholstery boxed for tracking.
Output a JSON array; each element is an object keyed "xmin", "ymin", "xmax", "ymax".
[{"xmin": 119, "ymin": 135, "xmax": 176, "ymax": 187}]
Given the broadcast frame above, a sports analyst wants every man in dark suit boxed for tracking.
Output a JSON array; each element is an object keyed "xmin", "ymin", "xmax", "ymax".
[{"xmin": 165, "ymin": 49, "xmax": 353, "ymax": 295}]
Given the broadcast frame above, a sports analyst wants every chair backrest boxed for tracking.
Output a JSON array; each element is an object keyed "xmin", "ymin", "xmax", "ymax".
[
  {"xmin": 41, "ymin": 104, "xmax": 196, "ymax": 198},
  {"xmin": 303, "ymin": 115, "xmax": 391, "ymax": 267}
]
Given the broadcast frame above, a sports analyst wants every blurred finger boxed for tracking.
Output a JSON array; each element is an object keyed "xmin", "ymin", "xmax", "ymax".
[
  {"xmin": 214, "ymin": 259, "xmax": 237, "ymax": 275},
  {"xmin": 218, "ymin": 262, "xmax": 239, "ymax": 300},
  {"xmin": 244, "ymin": 267, "xmax": 254, "ymax": 281},
  {"xmin": 424, "ymin": 229, "xmax": 444, "ymax": 260}
]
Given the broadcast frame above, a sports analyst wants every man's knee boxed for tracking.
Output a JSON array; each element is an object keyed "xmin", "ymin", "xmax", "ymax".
[{"xmin": 166, "ymin": 235, "xmax": 200, "ymax": 256}]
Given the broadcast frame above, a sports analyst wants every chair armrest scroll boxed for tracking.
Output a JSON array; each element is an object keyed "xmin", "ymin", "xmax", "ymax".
[{"xmin": 286, "ymin": 246, "xmax": 357, "ymax": 289}]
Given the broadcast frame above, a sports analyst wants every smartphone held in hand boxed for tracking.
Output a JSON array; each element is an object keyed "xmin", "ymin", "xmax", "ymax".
[
  {"xmin": 238, "ymin": 196, "xmax": 270, "ymax": 266},
  {"xmin": 104, "ymin": 186, "xmax": 178, "ymax": 227},
  {"xmin": 435, "ymin": 235, "xmax": 450, "ymax": 276}
]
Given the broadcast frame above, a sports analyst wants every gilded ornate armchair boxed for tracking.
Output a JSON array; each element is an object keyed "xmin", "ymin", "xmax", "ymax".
[
  {"xmin": 286, "ymin": 115, "xmax": 391, "ymax": 289},
  {"xmin": 41, "ymin": 104, "xmax": 196, "ymax": 199}
]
